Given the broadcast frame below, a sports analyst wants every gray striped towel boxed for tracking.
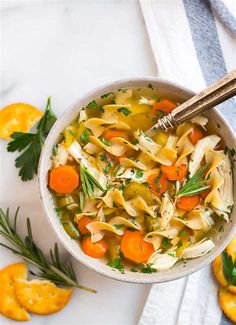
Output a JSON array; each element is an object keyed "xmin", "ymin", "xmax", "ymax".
[{"xmin": 139, "ymin": 0, "xmax": 236, "ymax": 324}]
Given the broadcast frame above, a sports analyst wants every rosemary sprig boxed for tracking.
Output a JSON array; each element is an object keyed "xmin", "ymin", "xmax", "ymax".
[
  {"xmin": 177, "ymin": 163, "xmax": 210, "ymax": 197},
  {"xmin": 0, "ymin": 207, "xmax": 96, "ymax": 293},
  {"xmin": 80, "ymin": 164, "xmax": 106, "ymax": 197}
]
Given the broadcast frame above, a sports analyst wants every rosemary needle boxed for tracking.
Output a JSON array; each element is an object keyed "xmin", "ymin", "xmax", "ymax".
[
  {"xmin": 80, "ymin": 164, "xmax": 106, "ymax": 197},
  {"xmin": 0, "ymin": 207, "xmax": 96, "ymax": 293},
  {"xmin": 177, "ymin": 163, "xmax": 210, "ymax": 197}
]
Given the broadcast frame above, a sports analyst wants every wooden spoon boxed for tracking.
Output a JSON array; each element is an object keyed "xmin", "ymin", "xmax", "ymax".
[{"xmin": 145, "ymin": 70, "xmax": 236, "ymax": 137}]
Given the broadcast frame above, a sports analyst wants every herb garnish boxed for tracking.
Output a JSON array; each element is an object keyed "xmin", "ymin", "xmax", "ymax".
[
  {"xmin": 136, "ymin": 170, "xmax": 143, "ymax": 179},
  {"xmin": 117, "ymin": 107, "xmax": 131, "ymax": 116},
  {"xmin": 140, "ymin": 263, "xmax": 157, "ymax": 273},
  {"xmin": 7, "ymin": 97, "xmax": 57, "ymax": 181},
  {"xmin": 176, "ymin": 164, "xmax": 210, "ymax": 197},
  {"xmin": 0, "ymin": 208, "xmax": 96, "ymax": 292},
  {"xmin": 80, "ymin": 164, "xmax": 106, "ymax": 197},
  {"xmin": 79, "ymin": 191, "xmax": 85, "ymax": 211},
  {"xmin": 52, "ymin": 144, "xmax": 58, "ymax": 156},
  {"xmin": 101, "ymin": 92, "xmax": 114, "ymax": 99},
  {"xmin": 113, "ymin": 224, "xmax": 125, "ymax": 230},
  {"xmin": 80, "ymin": 129, "xmax": 91, "ymax": 144},
  {"xmin": 107, "ymin": 259, "xmax": 124, "ymax": 272},
  {"xmin": 86, "ymin": 100, "xmax": 104, "ymax": 112},
  {"xmin": 222, "ymin": 251, "xmax": 236, "ymax": 285},
  {"xmin": 103, "ymin": 161, "xmax": 113, "ymax": 174},
  {"xmin": 100, "ymin": 137, "xmax": 112, "ymax": 146},
  {"xmin": 162, "ymin": 237, "xmax": 171, "ymax": 249},
  {"xmin": 131, "ymin": 139, "xmax": 139, "ymax": 145}
]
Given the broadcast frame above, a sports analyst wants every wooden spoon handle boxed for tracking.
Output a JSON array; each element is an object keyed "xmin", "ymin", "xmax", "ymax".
[{"xmin": 146, "ymin": 70, "xmax": 236, "ymax": 137}]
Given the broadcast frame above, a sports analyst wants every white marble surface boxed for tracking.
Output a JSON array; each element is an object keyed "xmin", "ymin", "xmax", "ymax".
[{"xmin": 0, "ymin": 1, "xmax": 156, "ymax": 324}]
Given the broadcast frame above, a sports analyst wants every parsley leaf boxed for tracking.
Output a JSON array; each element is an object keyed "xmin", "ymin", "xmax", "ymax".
[
  {"xmin": 222, "ymin": 251, "xmax": 236, "ymax": 285},
  {"xmin": 154, "ymin": 173, "xmax": 162, "ymax": 184},
  {"xmin": 162, "ymin": 237, "xmax": 171, "ymax": 249},
  {"xmin": 131, "ymin": 139, "xmax": 139, "ymax": 145},
  {"xmin": 100, "ymin": 138, "xmax": 112, "ymax": 146},
  {"xmin": 140, "ymin": 263, "xmax": 157, "ymax": 273},
  {"xmin": 136, "ymin": 170, "xmax": 143, "ymax": 179},
  {"xmin": 117, "ymin": 107, "xmax": 131, "ymax": 116},
  {"xmin": 7, "ymin": 97, "xmax": 57, "ymax": 181},
  {"xmin": 86, "ymin": 100, "xmax": 104, "ymax": 112},
  {"xmin": 107, "ymin": 259, "xmax": 124, "ymax": 272},
  {"xmin": 80, "ymin": 129, "xmax": 91, "ymax": 144},
  {"xmin": 101, "ymin": 92, "xmax": 114, "ymax": 99},
  {"xmin": 113, "ymin": 224, "xmax": 125, "ymax": 230}
]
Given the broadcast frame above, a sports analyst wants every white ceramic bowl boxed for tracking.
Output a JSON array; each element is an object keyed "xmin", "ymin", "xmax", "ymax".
[{"xmin": 38, "ymin": 77, "xmax": 236, "ymax": 283}]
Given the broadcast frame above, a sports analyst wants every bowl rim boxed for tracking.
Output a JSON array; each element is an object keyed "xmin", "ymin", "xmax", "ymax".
[{"xmin": 38, "ymin": 76, "xmax": 236, "ymax": 284}]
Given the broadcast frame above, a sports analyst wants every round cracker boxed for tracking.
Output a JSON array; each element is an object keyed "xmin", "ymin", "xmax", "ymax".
[
  {"xmin": 0, "ymin": 103, "xmax": 43, "ymax": 139},
  {"xmin": 212, "ymin": 255, "xmax": 236, "ymax": 294},
  {"xmin": 226, "ymin": 234, "xmax": 236, "ymax": 262},
  {"xmin": 0, "ymin": 263, "xmax": 30, "ymax": 321},
  {"xmin": 14, "ymin": 279, "xmax": 72, "ymax": 315},
  {"xmin": 219, "ymin": 288, "xmax": 236, "ymax": 323}
]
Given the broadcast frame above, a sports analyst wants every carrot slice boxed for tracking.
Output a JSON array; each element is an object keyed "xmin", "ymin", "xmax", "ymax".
[
  {"xmin": 189, "ymin": 125, "xmax": 205, "ymax": 145},
  {"xmin": 82, "ymin": 237, "xmax": 108, "ymax": 258},
  {"xmin": 103, "ymin": 130, "xmax": 129, "ymax": 140},
  {"xmin": 177, "ymin": 195, "xmax": 199, "ymax": 211},
  {"xmin": 152, "ymin": 99, "xmax": 177, "ymax": 115},
  {"xmin": 121, "ymin": 230, "xmax": 154, "ymax": 264},
  {"xmin": 161, "ymin": 164, "xmax": 187, "ymax": 181},
  {"xmin": 49, "ymin": 165, "xmax": 79, "ymax": 194},
  {"xmin": 147, "ymin": 173, "xmax": 167, "ymax": 195},
  {"xmin": 78, "ymin": 217, "xmax": 94, "ymax": 235}
]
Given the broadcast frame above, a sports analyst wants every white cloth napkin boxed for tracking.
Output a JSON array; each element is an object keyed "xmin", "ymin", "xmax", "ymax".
[{"xmin": 138, "ymin": 0, "xmax": 236, "ymax": 324}]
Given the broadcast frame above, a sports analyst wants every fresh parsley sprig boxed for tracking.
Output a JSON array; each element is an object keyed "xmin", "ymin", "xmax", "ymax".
[
  {"xmin": 177, "ymin": 164, "xmax": 210, "ymax": 197},
  {"xmin": 7, "ymin": 97, "xmax": 57, "ymax": 181},
  {"xmin": 80, "ymin": 164, "xmax": 106, "ymax": 198},
  {"xmin": 0, "ymin": 207, "xmax": 96, "ymax": 293},
  {"xmin": 222, "ymin": 251, "xmax": 236, "ymax": 286}
]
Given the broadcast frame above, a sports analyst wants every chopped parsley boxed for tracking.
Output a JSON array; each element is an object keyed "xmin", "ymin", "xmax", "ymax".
[
  {"xmin": 80, "ymin": 129, "xmax": 91, "ymax": 144},
  {"xmin": 147, "ymin": 83, "xmax": 153, "ymax": 90},
  {"xmin": 101, "ymin": 92, "xmax": 114, "ymax": 98},
  {"xmin": 136, "ymin": 170, "xmax": 143, "ymax": 179},
  {"xmin": 117, "ymin": 88, "xmax": 128, "ymax": 93},
  {"xmin": 131, "ymin": 139, "xmax": 139, "ymax": 145},
  {"xmin": 155, "ymin": 109, "xmax": 165, "ymax": 117},
  {"xmin": 52, "ymin": 144, "xmax": 58, "ymax": 156},
  {"xmin": 140, "ymin": 264, "xmax": 157, "ymax": 273},
  {"xmin": 86, "ymin": 100, "xmax": 97, "ymax": 109},
  {"xmin": 103, "ymin": 161, "xmax": 113, "ymax": 174},
  {"xmin": 153, "ymin": 173, "xmax": 162, "ymax": 184},
  {"xmin": 54, "ymin": 207, "xmax": 61, "ymax": 215},
  {"xmin": 86, "ymin": 100, "xmax": 104, "ymax": 112},
  {"xmin": 230, "ymin": 148, "xmax": 236, "ymax": 157},
  {"xmin": 107, "ymin": 259, "xmax": 124, "ymax": 272},
  {"xmin": 117, "ymin": 107, "xmax": 131, "ymax": 116},
  {"xmin": 100, "ymin": 138, "xmax": 112, "ymax": 146},
  {"xmin": 179, "ymin": 230, "xmax": 188, "ymax": 237},
  {"xmin": 113, "ymin": 224, "xmax": 125, "ymax": 230},
  {"xmin": 162, "ymin": 237, "xmax": 171, "ymax": 249},
  {"xmin": 100, "ymin": 153, "xmax": 108, "ymax": 162},
  {"xmin": 130, "ymin": 268, "xmax": 138, "ymax": 272}
]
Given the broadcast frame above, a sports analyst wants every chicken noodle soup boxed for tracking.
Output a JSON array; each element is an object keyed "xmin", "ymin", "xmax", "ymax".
[{"xmin": 48, "ymin": 87, "xmax": 234, "ymax": 273}]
